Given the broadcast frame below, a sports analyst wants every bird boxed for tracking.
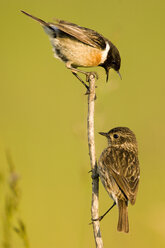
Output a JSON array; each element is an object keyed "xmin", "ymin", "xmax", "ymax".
[
  {"xmin": 97, "ymin": 127, "xmax": 140, "ymax": 233},
  {"xmin": 21, "ymin": 11, "xmax": 121, "ymax": 92}
]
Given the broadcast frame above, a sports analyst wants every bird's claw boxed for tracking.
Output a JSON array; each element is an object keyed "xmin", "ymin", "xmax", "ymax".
[
  {"xmin": 94, "ymin": 216, "xmax": 103, "ymax": 221},
  {"xmin": 86, "ymin": 72, "xmax": 99, "ymax": 82},
  {"xmin": 89, "ymin": 216, "xmax": 103, "ymax": 225},
  {"xmin": 84, "ymin": 87, "xmax": 90, "ymax": 95},
  {"xmin": 91, "ymin": 172, "xmax": 99, "ymax": 179},
  {"xmin": 84, "ymin": 88, "xmax": 97, "ymax": 100}
]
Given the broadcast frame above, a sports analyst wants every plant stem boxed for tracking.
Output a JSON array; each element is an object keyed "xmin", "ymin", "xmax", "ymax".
[{"xmin": 87, "ymin": 73, "xmax": 103, "ymax": 248}]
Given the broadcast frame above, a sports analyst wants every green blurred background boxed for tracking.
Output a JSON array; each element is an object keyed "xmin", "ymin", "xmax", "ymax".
[{"xmin": 0, "ymin": 0, "xmax": 165, "ymax": 247}]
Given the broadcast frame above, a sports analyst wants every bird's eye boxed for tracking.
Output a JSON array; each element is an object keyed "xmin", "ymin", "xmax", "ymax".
[{"xmin": 113, "ymin": 134, "xmax": 119, "ymax": 139}]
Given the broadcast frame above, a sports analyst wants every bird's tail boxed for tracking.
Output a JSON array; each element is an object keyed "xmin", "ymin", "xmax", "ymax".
[
  {"xmin": 21, "ymin": 11, "xmax": 57, "ymax": 37},
  {"xmin": 21, "ymin": 11, "xmax": 48, "ymax": 26},
  {"xmin": 117, "ymin": 200, "xmax": 129, "ymax": 233}
]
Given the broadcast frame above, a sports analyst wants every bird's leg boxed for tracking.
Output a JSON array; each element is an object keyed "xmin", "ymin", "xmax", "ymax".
[
  {"xmin": 68, "ymin": 66, "xmax": 98, "ymax": 81},
  {"xmin": 71, "ymin": 68, "xmax": 98, "ymax": 83},
  {"xmin": 71, "ymin": 72, "xmax": 90, "ymax": 94},
  {"xmin": 66, "ymin": 63, "xmax": 98, "ymax": 94},
  {"xmin": 85, "ymin": 71, "xmax": 99, "ymax": 83},
  {"xmin": 92, "ymin": 202, "xmax": 116, "ymax": 222}
]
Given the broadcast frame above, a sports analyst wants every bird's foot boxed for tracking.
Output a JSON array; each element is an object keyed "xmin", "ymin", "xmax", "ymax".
[
  {"xmin": 91, "ymin": 202, "xmax": 116, "ymax": 224},
  {"xmin": 86, "ymin": 72, "xmax": 99, "ymax": 82},
  {"xmin": 89, "ymin": 216, "xmax": 103, "ymax": 225},
  {"xmin": 92, "ymin": 216, "xmax": 104, "ymax": 222},
  {"xmin": 84, "ymin": 87, "xmax": 90, "ymax": 95},
  {"xmin": 84, "ymin": 87, "xmax": 97, "ymax": 100},
  {"xmin": 91, "ymin": 172, "xmax": 99, "ymax": 179}
]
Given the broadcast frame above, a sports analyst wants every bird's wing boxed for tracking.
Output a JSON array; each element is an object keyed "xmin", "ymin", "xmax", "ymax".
[
  {"xmin": 100, "ymin": 147, "xmax": 140, "ymax": 205},
  {"xmin": 21, "ymin": 11, "xmax": 106, "ymax": 49},
  {"xmin": 50, "ymin": 19, "xmax": 106, "ymax": 49}
]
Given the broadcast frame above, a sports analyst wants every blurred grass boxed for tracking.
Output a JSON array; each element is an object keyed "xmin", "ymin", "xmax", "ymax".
[
  {"xmin": 0, "ymin": 0, "xmax": 165, "ymax": 247},
  {"xmin": 1, "ymin": 151, "xmax": 29, "ymax": 248}
]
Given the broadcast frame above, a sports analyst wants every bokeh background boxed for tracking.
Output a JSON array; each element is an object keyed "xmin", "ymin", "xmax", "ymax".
[{"xmin": 0, "ymin": 0, "xmax": 165, "ymax": 247}]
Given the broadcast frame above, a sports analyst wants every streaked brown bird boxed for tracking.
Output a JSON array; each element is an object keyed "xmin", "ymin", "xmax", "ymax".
[
  {"xmin": 97, "ymin": 127, "xmax": 140, "ymax": 233},
  {"xmin": 21, "ymin": 11, "xmax": 121, "ymax": 91}
]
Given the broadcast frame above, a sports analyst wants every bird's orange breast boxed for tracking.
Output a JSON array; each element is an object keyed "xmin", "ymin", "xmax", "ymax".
[{"xmin": 50, "ymin": 37, "xmax": 103, "ymax": 67}]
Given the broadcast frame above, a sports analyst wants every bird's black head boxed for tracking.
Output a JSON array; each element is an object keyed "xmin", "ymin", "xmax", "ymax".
[{"xmin": 101, "ymin": 42, "xmax": 121, "ymax": 81}]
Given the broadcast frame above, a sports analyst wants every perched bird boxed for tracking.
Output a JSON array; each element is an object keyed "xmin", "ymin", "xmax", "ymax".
[
  {"xmin": 97, "ymin": 127, "xmax": 140, "ymax": 233},
  {"xmin": 21, "ymin": 11, "xmax": 121, "ymax": 91}
]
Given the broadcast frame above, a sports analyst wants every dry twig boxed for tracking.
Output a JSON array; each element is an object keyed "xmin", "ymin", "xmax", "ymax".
[{"xmin": 87, "ymin": 73, "xmax": 103, "ymax": 248}]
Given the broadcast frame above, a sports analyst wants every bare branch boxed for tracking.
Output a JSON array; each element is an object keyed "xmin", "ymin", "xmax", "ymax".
[{"xmin": 87, "ymin": 73, "xmax": 103, "ymax": 248}]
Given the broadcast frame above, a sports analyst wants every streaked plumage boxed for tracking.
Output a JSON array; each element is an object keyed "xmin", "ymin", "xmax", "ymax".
[{"xmin": 98, "ymin": 127, "xmax": 140, "ymax": 233}]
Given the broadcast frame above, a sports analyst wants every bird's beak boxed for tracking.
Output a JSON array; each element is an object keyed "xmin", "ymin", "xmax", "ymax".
[
  {"xmin": 104, "ymin": 67, "xmax": 109, "ymax": 82},
  {"xmin": 106, "ymin": 69, "xmax": 109, "ymax": 82},
  {"xmin": 117, "ymin": 71, "xmax": 122, "ymax": 80},
  {"xmin": 99, "ymin": 132, "xmax": 108, "ymax": 137}
]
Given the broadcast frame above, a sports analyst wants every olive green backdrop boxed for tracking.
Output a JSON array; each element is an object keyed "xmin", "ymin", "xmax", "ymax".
[{"xmin": 0, "ymin": 0, "xmax": 165, "ymax": 247}]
